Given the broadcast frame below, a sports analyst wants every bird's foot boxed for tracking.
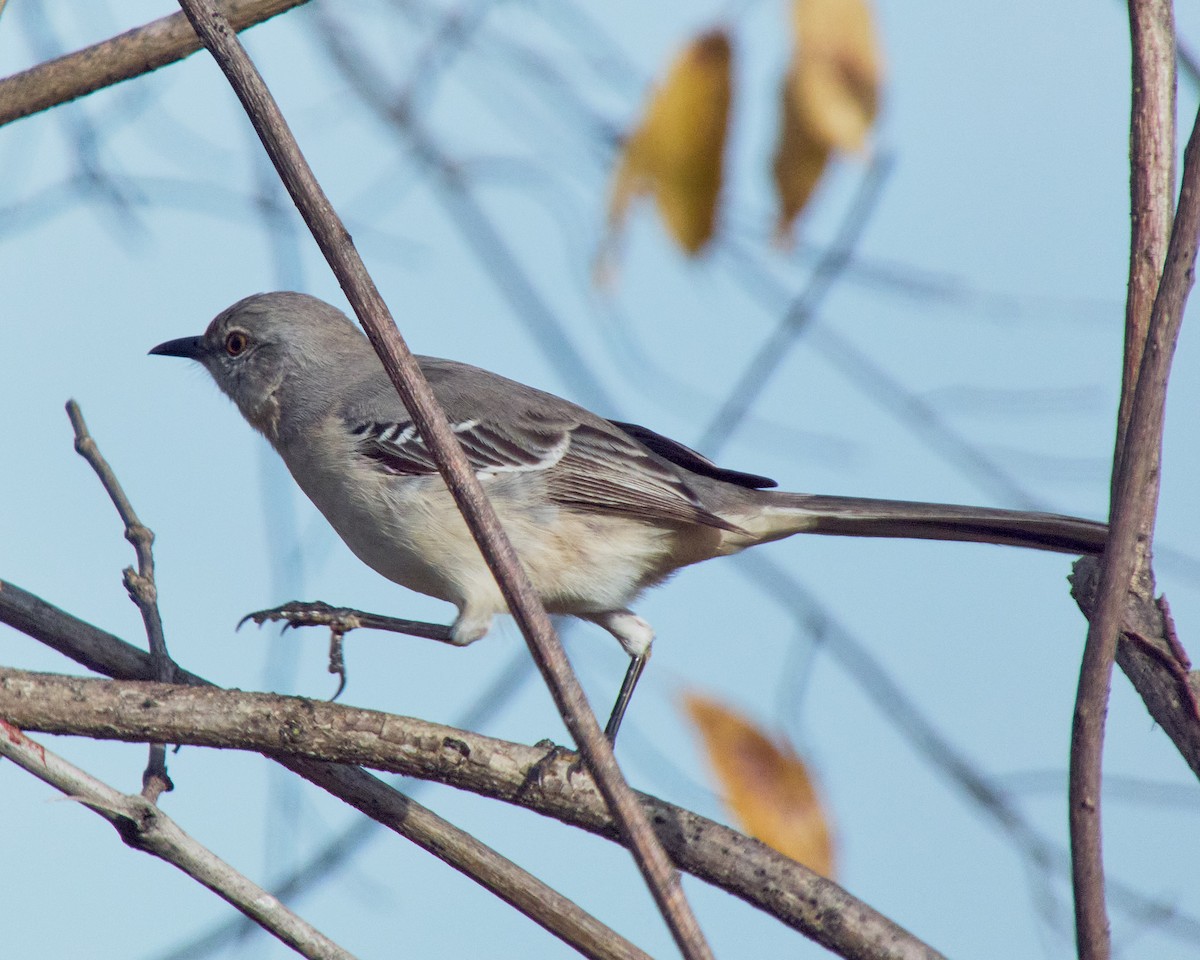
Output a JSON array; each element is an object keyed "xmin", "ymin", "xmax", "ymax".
[
  {"xmin": 239, "ymin": 600, "xmax": 365, "ymax": 701},
  {"xmin": 238, "ymin": 600, "xmax": 363, "ymax": 634},
  {"xmin": 520, "ymin": 739, "xmax": 587, "ymax": 793}
]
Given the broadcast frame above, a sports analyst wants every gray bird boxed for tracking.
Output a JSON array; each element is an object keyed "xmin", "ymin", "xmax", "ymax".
[{"xmin": 151, "ymin": 291, "xmax": 1107, "ymax": 740}]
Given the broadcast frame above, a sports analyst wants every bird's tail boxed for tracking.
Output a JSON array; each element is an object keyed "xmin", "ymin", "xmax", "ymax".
[{"xmin": 723, "ymin": 492, "xmax": 1107, "ymax": 556}]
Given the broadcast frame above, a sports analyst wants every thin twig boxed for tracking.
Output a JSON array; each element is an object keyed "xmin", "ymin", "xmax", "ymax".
[
  {"xmin": 1069, "ymin": 93, "xmax": 1200, "ymax": 960},
  {"xmin": 171, "ymin": 3, "xmax": 712, "ymax": 957},
  {"xmin": 0, "ymin": 718, "xmax": 358, "ymax": 960},
  {"xmin": 0, "ymin": 582, "xmax": 653, "ymax": 960},
  {"xmin": 66, "ymin": 399, "xmax": 175, "ymax": 799},
  {"xmin": 0, "ymin": 660, "xmax": 944, "ymax": 960},
  {"xmin": 0, "ymin": 0, "xmax": 308, "ymax": 128}
]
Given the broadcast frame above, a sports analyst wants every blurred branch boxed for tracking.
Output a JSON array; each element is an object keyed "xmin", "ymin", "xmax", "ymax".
[
  {"xmin": 0, "ymin": 660, "xmax": 944, "ymax": 960},
  {"xmin": 0, "ymin": 583, "xmax": 655, "ymax": 960},
  {"xmin": 0, "ymin": 718, "xmax": 357, "ymax": 960},
  {"xmin": 1070, "ymin": 22, "xmax": 1199, "ymax": 954},
  {"xmin": 66, "ymin": 400, "xmax": 175, "ymax": 799},
  {"xmin": 699, "ymin": 153, "xmax": 893, "ymax": 454},
  {"xmin": 737, "ymin": 551, "xmax": 1200, "ymax": 945},
  {"xmin": 0, "ymin": 0, "xmax": 308, "ymax": 128},
  {"xmin": 16, "ymin": 1, "xmax": 148, "ymax": 239},
  {"xmin": 309, "ymin": 8, "xmax": 619, "ymax": 412}
]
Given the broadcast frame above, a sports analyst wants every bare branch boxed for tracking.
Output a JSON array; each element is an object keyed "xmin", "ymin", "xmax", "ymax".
[
  {"xmin": 0, "ymin": 583, "xmax": 653, "ymax": 960},
  {"xmin": 1070, "ymin": 82, "xmax": 1200, "ymax": 960},
  {"xmin": 171, "ymin": 2, "xmax": 711, "ymax": 955},
  {"xmin": 0, "ymin": 0, "xmax": 307, "ymax": 128},
  {"xmin": 0, "ymin": 718, "xmax": 357, "ymax": 960},
  {"xmin": 743, "ymin": 551, "xmax": 1200, "ymax": 944},
  {"xmin": 700, "ymin": 153, "xmax": 893, "ymax": 454},
  {"xmin": 1072, "ymin": 557, "xmax": 1200, "ymax": 780},
  {"xmin": 66, "ymin": 399, "xmax": 175, "ymax": 797},
  {"xmin": 1117, "ymin": 0, "xmax": 1177, "ymax": 465},
  {"xmin": 0, "ymin": 662, "xmax": 944, "ymax": 960}
]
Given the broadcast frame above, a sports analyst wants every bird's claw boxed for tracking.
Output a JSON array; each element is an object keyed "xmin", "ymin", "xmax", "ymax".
[
  {"xmin": 238, "ymin": 601, "xmax": 357, "ymax": 701},
  {"xmin": 237, "ymin": 600, "xmax": 362, "ymax": 634}
]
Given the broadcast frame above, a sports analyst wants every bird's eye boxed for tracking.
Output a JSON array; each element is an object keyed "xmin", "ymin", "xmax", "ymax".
[{"xmin": 224, "ymin": 330, "xmax": 249, "ymax": 357}]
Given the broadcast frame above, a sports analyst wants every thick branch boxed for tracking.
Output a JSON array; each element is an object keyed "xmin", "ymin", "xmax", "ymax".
[
  {"xmin": 1072, "ymin": 557, "xmax": 1200, "ymax": 779},
  {"xmin": 0, "ymin": 583, "xmax": 648, "ymax": 960},
  {"xmin": 172, "ymin": 3, "xmax": 709, "ymax": 955},
  {"xmin": 0, "ymin": 718, "xmax": 356, "ymax": 960},
  {"xmin": 0, "ymin": 0, "xmax": 307, "ymax": 128},
  {"xmin": 1070, "ymin": 89, "xmax": 1200, "ymax": 960},
  {"xmin": 0, "ymin": 587, "xmax": 944, "ymax": 960}
]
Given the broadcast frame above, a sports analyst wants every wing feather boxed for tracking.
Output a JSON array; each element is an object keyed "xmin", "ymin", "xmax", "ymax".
[{"xmin": 350, "ymin": 416, "xmax": 739, "ymax": 531}]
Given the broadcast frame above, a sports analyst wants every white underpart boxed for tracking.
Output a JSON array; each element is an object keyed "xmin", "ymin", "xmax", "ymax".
[{"xmin": 585, "ymin": 609, "xmax": 655, "ymax": 658}]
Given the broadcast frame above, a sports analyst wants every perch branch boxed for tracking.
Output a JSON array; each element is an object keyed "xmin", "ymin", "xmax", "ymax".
[
  {"xmin": 0, "ymin": 593, "xmax": 648, "ymax": 960},
  {"xmin": 0, "ymin": 589, "xmax": 944, "ymax": 960}
]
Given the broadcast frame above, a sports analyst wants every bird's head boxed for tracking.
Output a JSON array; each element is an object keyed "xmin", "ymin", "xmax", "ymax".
[{"xmin": 150, "ymin": 291, "xmax": 366, "ymax": 440}]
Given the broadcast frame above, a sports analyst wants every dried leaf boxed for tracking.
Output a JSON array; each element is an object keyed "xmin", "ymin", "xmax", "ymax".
[
  {"xmin": 684, "ymin": 693, "xmax": 836, "ymax": 877},
  {"xmin": 772, "ymin": 0, "xmax": 882, "ymax": 238},
  {"xmin": 771, "ymin": 76, "xmax": 832, "ymax": 242},
  {"xmin": 790, "ymin": 0, "xmax": 882, "ymax": 154},
  {"xmin": 605, "ymin": 30, "xmax": 733, "ymax": 259}
]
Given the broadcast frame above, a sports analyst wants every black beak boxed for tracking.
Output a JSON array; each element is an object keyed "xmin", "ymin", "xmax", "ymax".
[{"xmin": 149, "ymin": 336, "xmax": 204, "ymax": 359}]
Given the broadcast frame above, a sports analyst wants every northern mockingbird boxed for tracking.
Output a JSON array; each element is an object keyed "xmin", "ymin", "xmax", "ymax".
[{"xmin": 151, "ymin": 291, "xmax": 1107, "ymax": 740}]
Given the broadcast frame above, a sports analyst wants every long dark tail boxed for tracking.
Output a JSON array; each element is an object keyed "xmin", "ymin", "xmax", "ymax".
[{"xmin": 731, "ymin": 492, "xmax": 1107, "ymax": 556}]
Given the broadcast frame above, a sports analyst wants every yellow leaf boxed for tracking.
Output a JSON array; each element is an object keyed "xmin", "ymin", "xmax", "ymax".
[
  {"xmin": 605, "ymin": 30, "xmax": 732, "ymax": 259},
  {"xmin": 771, "ymin": 76, "xmax": 832, "ymax": 243},
  {"xmin": 790, "ymin": 0, "xmax": 882, "ymax": 154},
  {"xmin": 684, "ymin": 693, "xmax": 836, "ymax": 877},
  {"xmin": 772, "ymin": 0, "xmax": 882, "ymax": 239}
]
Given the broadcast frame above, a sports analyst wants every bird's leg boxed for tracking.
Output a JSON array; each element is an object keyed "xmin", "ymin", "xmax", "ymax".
[
  {"xmin": 239, "ymin": 601, "xmax": 455, "ymax": 699},
  {"xmin": 583, "ymin": 609, "xmax": 655, "ymax": 745},
  {"xmin": 604, "ymin": 653, "xmax": 647, "ymax": 744},
  {"xmin": 239, "ymin": 600, "xmax": 454, "ymax": 643}
]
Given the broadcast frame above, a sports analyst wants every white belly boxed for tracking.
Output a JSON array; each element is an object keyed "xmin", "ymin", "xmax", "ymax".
[{"xmin": 277, "ymin": 418, "xmax": 696, "ymax": 619}]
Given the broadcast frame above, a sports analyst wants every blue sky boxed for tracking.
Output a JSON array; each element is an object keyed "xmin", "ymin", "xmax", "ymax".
[{"xmin": 3, "ymin": 2, "xmax": 1199, "ymax": 958}]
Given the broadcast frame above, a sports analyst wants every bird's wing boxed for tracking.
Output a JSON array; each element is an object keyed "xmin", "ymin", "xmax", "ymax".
[
  {"xmin": 345, "ymin": 374, "xmax": 739, "ymax": 532},
  {"xmin": 606, "ymin": 419, "xmax": 777, "ymax": 489},
  {"xmin": 549, "ymin": 421, "xmax": 741, "ymax": 530},
  {"xmin": 350, "ymin": 416, "xmax": 570, "ymax": 477}
]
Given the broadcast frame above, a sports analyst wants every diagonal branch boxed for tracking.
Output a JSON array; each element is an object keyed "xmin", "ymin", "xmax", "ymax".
[
  {"xmin": 1069, "ymin": 82, "xmax": 1200, "ymax": 960},
  {"xmin": 1071, "ymin": 557, "xmax": 1200, "ymax": 780},
  {"xmin": 0, "ymin": 0, "xmax": 308, "ymax": 127},
  {"xmin": 0, "ymin": 718, "xmax": 357, "ymax": 960},
  {"xmin": 171, "ymin": 2, "xmax": 711, "ymax": 956}
]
